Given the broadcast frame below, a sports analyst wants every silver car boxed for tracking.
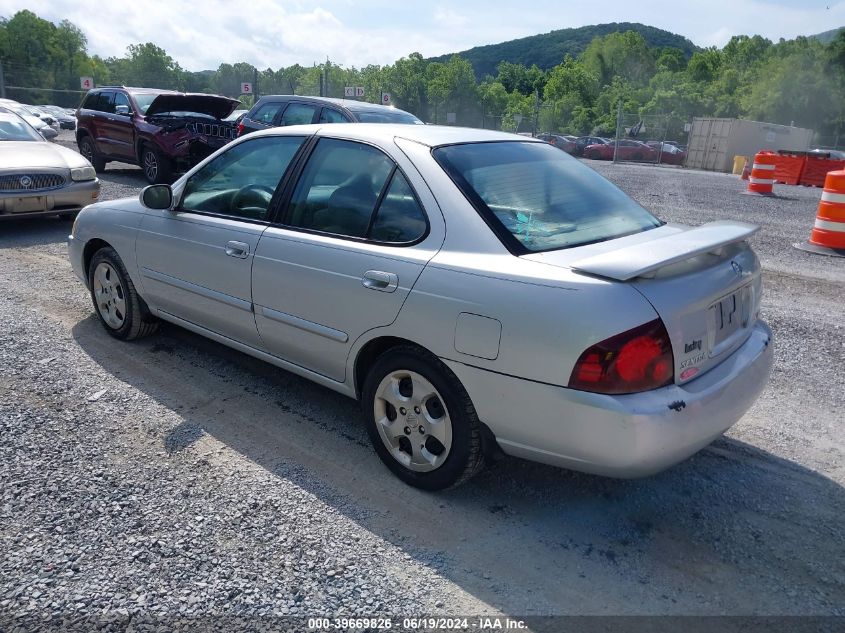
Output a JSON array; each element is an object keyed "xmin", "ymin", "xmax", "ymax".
[
  {"xmin": 0, "ymin": 110, "xmax": 99, "ymax": 219},
  {"xmin": 68, "ymin": 124, "xmax": 773, "ymax": 490}
]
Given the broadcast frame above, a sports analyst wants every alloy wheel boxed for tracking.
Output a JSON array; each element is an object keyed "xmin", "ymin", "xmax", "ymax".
[{"xmin": 143, "ymin": 150, "xmax": 158, "ymax": 182}]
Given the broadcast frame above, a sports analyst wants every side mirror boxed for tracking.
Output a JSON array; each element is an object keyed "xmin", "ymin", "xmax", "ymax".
[
  {"xmin": 140, "ymin": 184, "xmax": 173, "ymax": 210},
  {"xmin": 115, "ymin": 105, "xmax": 132, "ymax": 116},
  {"xmin": 40, "ymin": 127, "xmax": 58, "ymax": 141}
]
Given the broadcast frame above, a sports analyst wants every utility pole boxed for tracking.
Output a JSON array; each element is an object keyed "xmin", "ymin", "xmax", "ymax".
[
  {"xmin": 532, "ymin": 89, "xmax": 540, "ymax": 137},
  {"xmin": 253, "ymin": 67, "xmax": 260, "ymax": 102},
  {"xmin": 613, "ymin": 101, "xmax": 623, "ymax": 164},
  {"xmin": 0, "ymin": 62, "xmax": 6, "ymax": 99}
]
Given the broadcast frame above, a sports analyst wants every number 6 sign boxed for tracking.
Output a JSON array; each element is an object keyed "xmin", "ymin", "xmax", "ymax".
[{"xmin": 80, "ymin": 77, "xmax": 94, "ymax": 90}]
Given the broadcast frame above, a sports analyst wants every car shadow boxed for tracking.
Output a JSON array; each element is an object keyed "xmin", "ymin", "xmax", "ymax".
[
  {"xmin": 0, "ymin": 215, "xmax": 74, "ymax": 249},
  {"xmin": 70, "ymin": 314, "xmax": 845, "ymax": 617}
]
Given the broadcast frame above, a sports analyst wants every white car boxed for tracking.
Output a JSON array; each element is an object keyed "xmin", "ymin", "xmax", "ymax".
[{"xmin": 68, "ymin": 124, "xmax": 773, "ymax": 489}]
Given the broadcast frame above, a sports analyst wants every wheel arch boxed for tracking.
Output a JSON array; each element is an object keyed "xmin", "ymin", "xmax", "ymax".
[
  {"xmin": 351, "ymin": 334, "xmax": 503, "ymax": 458},
  {"xmin": 82, "ymin": 238, "xmax": 113, "ymax": 285}
]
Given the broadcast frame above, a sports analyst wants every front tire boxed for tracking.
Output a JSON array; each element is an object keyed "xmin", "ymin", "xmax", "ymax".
[
  {"xmin": 88, "ymin": 247, "xmax": 159, "ymax": 340},
  {"xmin": 141, "ymin": 144, "xmax": 173, "ymax": 185},
  {"xmin": 362, "ymin": 346, "xmax": 485, "ymax": 490}
]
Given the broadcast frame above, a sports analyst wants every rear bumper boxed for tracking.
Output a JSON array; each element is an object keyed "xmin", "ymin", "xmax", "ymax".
[
  {"xmin": 445, "ymin": 320, "xmax": 773, "ymax": 478},
  {"xmin": 0, "ymin": 180, "xmax": 99, "ymax": 219}
]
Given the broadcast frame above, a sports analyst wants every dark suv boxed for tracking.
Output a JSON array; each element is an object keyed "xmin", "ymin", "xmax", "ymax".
[
  {"xmin": 76, "ymin": 86, "xmax": 241, "ymax": 184},
  {"xmin": 237, "ymin": 95, "xmax": 422, "ymax": 137}
]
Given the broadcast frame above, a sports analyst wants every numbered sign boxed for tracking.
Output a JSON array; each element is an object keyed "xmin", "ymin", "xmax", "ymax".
[
  {"xmin": 381, "ymin": 92, "xmax": 391, "ymax": 106},
  {"xmin": 80, "ymin": 77, "xmax": 94, "ymax": 90},
  {"xmin": 344, "ymin": 86, "xmax": 355, "ymax": 97},
  {"xmin": 354, "ymin": 87, "xmax": 364, "ymax": 97},
  {"xmin": 241, "ymin": 83, "xmax": 253, "ymax": 95}
]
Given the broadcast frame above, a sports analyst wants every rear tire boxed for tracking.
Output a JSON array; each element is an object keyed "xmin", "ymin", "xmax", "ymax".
[
  {"xmin": 78, "ymin": 135, "xmax": 106, "ymax": 173},
  {"xmin": 362, "ymin": 345, "xmax": 485, "ymax": 490},
  {"xmin": 88, "ymin": 247, "xmax": 159, "ymax": 340}
]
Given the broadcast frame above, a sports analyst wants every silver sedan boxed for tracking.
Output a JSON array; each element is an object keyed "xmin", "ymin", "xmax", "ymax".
[
  {"xmin": 0, "ymin": 110, "xmax": 99, "ymax": 219},
  {"xmin": 67, "ymin": 124, "xmax": 773, "ymax": 490}
]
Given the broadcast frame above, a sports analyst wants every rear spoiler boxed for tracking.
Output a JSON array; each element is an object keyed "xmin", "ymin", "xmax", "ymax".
[{"xmin": 571, "ymin": 221, "xmax": 760, "ymax": 281}]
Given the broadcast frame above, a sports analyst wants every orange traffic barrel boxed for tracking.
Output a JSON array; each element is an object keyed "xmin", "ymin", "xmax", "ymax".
[
  {"xmin": 794, "ymin": 169, "xmax": 845, "ymax": 257},
  {"xmin": 745, "ymin": 151, "xmax": 777, "ymax": 195}
]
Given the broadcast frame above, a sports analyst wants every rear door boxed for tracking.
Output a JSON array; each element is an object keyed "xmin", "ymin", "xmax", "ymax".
[
  {"xmin": 252, "ymin": 136, "xmax": 444, "ymax": 382},
  {"xmin": 98, "ymin": 91, "xmax": 135, "ymax": 161},
  {"xmin": 136, "ymin": 134, "xmax": 308, "ymax": 347}
]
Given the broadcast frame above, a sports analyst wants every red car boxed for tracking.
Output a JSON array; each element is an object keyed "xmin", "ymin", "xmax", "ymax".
[
  {"xmin": 537, "ymin": 133, "xmax": 577, "ymax": 154},
  {"xmin": 583, "ymin": 139, "xmax": 657, "ymax": 162}
]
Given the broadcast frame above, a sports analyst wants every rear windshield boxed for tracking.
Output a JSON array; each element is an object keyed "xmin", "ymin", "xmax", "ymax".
[
  {"xmin": 433, "ymin": 141, "xmax": 661, "ymax": 253},
  {"xmin": 352, "ymin": 110, "xmax": 423, "ymax": 124}
]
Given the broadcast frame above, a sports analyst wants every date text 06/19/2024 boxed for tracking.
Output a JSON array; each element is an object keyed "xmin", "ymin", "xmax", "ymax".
[{"xmin": 307, "ymin": 616, "xmax": 529, "ymax": 630}]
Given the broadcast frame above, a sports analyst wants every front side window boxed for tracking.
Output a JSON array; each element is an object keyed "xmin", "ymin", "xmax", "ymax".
[
  {"xmin": 251, "ymin": 102, "xmax": 284, "ymax": 124},
  {"xmin": 280, "ymin": 103, "xmax": 318, "ymax": 126},
  {"xmin": 287, "ymin": 138, "xmax": 427, "ymax": 242},
  {"xmin": 352, "ymin": 110, "xmax": 423, "ymax": 124},
  {"xmin": 113, "ymin": 92, "xmax": 131, "ymax": 111},
  {"xmin": 98, "ymin": 92, "xmax": 116, "ymax": 114},
  {"xmin": 180, "ymin": 136, "xmax": 306, "ymax": 221},
  {"xmin": 434, "ymin": 141, "xmax": 661, "ymax": 253}
]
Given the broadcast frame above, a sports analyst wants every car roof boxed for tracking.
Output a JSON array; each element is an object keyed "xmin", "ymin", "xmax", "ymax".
[
  {"xmin": 255, "ymin": 94, "xmax": 413, "ymax": 114},
  {"xmin": 249, "ymin": 122, "xmax": 540, "ymax": 148}
]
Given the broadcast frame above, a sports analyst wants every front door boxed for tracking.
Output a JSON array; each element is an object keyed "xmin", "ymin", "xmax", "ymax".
[
  {"xmin": 252, "ymin": 137, "xmax": 443, "ymax": 382},
  {"xmin": 136, "ymin": 134, "xmax": 308, "ymax": 347}
]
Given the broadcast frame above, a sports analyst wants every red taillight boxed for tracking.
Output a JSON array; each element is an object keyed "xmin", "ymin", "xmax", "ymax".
[
  {"xmin": 569, "ymin": 319, "xmax": 674, "ymax": 394},
  {"xmin": 237, "ymin": 121, "xmax": 245, "ymax": 137}
]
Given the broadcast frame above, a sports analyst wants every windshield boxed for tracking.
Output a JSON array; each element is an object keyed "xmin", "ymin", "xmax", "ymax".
[
  {"xmin": 353, "ymin": 110, "xmax": 423, "ymax": 124},
  {"xmin": 0, "ymin": 113, "xmax": 43, "ymax": 141},
  {"xmin": 132, "ymin": 93, "xmax": 159, "ymax": 114},
  {"xmin": 434, "ymin": 141, "xmax": 662, "ymax": 253}
]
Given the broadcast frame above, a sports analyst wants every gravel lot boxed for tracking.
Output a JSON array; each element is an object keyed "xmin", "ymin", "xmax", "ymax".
[{"xmin": 1, "ymin": 132, "xmax": 843, "ymax": 630}]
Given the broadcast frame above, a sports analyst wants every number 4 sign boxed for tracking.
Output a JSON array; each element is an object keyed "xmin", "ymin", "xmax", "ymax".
[{"xmin": 80, "ymin": 77, "xmax": 94, "ymax": 90}]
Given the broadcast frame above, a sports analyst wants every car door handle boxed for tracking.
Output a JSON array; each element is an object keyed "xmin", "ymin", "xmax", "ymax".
[
  {"xmin": 224, "ymin": 241, "xmax": 250, "ymax": 259},
  {"xmin": 361, "ymin": 270, "xmax": 398, "ymax": 293}
]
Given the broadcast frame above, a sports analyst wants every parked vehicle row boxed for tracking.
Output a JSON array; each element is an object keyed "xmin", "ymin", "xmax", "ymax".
[{"xmin": 67, "ymin": 123, "xmax": 772, "ymax": 490}]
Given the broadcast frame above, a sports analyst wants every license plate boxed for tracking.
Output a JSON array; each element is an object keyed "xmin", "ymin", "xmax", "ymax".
[
  {"xmin": 710, "ymin": 286, "xmax": 751, "ymax": 349},
  {"xmin": 12, "ymin": 196, "xmax": 47, "ymax": 213}
]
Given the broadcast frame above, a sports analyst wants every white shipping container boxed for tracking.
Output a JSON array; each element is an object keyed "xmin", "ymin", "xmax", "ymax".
[{"xmin": 685, "ymin": 118, "xmax": 814, "ymax": 172}]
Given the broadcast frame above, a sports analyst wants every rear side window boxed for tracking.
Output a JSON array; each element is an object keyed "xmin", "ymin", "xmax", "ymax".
[
  {"xmin": 82, "ymin": 92, "xmax": 112, "ymax": 112},
  {"xmin": 251, "ymin": 102, "xmax": 285, "ymax": 124},
  {"xmin": 280, "ymin": 103, "xmax": 318, "ymax": 126},
  {"xmin": 286, "ymin": 138, "xmax": 427, "ymax": 243},
  {"xmin": 434, "ymin": 142, "xmax": 661, "ymax": 253},
  {"xmin": 318, "ymin": 108, "xmax": 348, "ymax": 123}
]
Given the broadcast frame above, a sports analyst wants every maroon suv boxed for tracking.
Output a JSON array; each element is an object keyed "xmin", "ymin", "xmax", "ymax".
[{"xmin": 75, "ymin": 86, "xmax": 241, "ymax": 184}]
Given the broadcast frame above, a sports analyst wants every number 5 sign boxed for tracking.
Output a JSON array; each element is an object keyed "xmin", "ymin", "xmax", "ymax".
[
  {"xmin": 80, "ymin": 77, "xmax": 94, "ymax": 90},
  {"xmin": 241, "ymin": 82, "xmax": 253, "ymax": 95}
]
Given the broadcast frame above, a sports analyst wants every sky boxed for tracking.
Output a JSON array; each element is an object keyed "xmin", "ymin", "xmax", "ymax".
[{"xmin": 3, "ymin": 0, "xmax": 844, "ymax": 71}]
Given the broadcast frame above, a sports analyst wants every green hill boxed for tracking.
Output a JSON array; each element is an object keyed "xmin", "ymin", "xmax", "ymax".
[
  {"xmin": 811, "ymin": 27, "xmax": 844, "ymax": 44},
  {"xmin": 428, "ymin": 22, "xmax": 700, "ymax": 78}
]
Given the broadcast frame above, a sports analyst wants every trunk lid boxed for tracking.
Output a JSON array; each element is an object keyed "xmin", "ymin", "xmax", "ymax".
[
  {"xmin": 523, "ymin": 221, "xmax": 763, "ymax": 384},
  {"xmin": 145, "ymin": 93, "xmax": 241, "ymax": 119}
]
